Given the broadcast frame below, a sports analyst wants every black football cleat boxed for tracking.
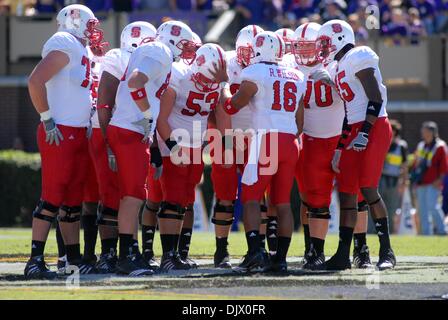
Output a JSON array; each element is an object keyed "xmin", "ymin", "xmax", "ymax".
[
  {"xmin": 143, "ymin": 251, "xmax": 160, "ymax": 271},
  {"xmin": 261, "ymin": 248, "xmax": 271, "ymax": 268},
  {"xmin": 214, "ymin": 250, "xmax": 232, "ymax": 269},
  {"xmin": 181, "ymin": 256, "xmax": 198, "ymax": 269},
  {"xmin": 116, "ymin": 254, "xmax": 154, "ymax": 277},
  {"xmin": 159, "ymin": 251, "xmax": 191, "ymax": 272},
  {"xmin": 24, "ymin": 256, "xmax": 57, "ymax": 280},
  {"xmin": 324, "ymin": 252, "xmax": 351, "ymax": 271},
  {"xmin": 376, "ymin": 248, "xmax": 396, "ymax": 271},
  {"xmin": 233, "ymin": 250, "xmax": 266, "ymax": 273},
  {"xmin": 96, "ymin": 250, "xmax": 118, "ymax": 274},
  {"xmin": 66, "ymin": 259, "xmax": 98, "ymax": 275},
  {"xmin": 268, "ymin": 255, "xmax": 288, "ymax": 273},
  {"xmin": 56, "ymin": 255, "xmax": 67, "ymax": 275},
  {"xmin": 353, "ymin": 245, "xmax": 373, "ymax": 269},
  {"xmin": 303, "ymin": 249, "xmax": 326, "ymax": 270},
  {"xmin": 301, "ymin": 250, "xmax": 309, "ymax": 265}
]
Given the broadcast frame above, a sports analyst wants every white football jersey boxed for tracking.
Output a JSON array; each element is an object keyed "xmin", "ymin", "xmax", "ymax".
[
  {"xmin": 240, "ymin": 62, "xmax": 305, "ymax": 134},
  {"xmin": 300, "ymin": 62, "xmax": 345, "ymax": 138},
  {"xmin": 158, "ymin": 62, "xmax": 220, "ymax": 156},
  {"xmin": 226, "ymin": 50, "xmax": 252, "ymax": 131},
  {"xmin": 110, "ymin": 41, "xmax": 173, "ymax": 135},
  {"xmin": 42, "ymin": 31, "xmax": 92, "ymax": 127},
  {"xmin": 334, "ymin": 46, "xmax": 387, "ymax": 125},
  {"xmin": 89, "ymin": 59, "xmax": 101, "ymax": 128},
  {"xmin": 90, "ymin": 48, "xmax": 131, "ymax": 128},
  {"xmin": 280, "ymin": 53, "xmax": 296, "ymax": 68}
]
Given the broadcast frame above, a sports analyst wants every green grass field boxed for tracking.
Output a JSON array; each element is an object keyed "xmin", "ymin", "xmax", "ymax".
[{"xmin": 1, "ymin": 228, "xmax": 447, "ymax": 261}]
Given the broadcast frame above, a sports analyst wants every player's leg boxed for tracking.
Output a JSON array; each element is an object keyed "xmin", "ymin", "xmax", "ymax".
[
  {"xmin": 360, "ymin": 118, "xmax": 396, "ymax": 270},
  {"xmin": 295, "ymin": 145, "xmax": 310, "ymax": 261},
  {"xmin": 266, "ymin": 195, "xmax": 278, "ymax": 257},
  {"xmin": 158, "ymin": 157, "xmax": 190, "ymax": 271},
  {"xmin": 210, "ymin": 149, "xmax": 239, "ymax": 268},
  {"xmin": 107, "ymin": 126, "xmax": 153, "ymax": 276},
  {"xmin": 352, "ymin": 195, "xmax": 373, "ymax": 268},
  {"xmin": 259, "ymin": 197, "xmax": 269, "ymax": 263}
]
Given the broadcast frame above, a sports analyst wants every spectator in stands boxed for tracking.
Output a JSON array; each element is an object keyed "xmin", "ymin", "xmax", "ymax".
[
  {"xmin": 34, "ymin": 0, "xmax": 60, "ymax": 13},
  {"xmin": 413, "ymin": 0, "xmax": 436, "ymax": 34},
  {"xmin": 321, "ymin": 0, "xmax": 347, "ymax": 22},
  {"xmin": 347, "ymin": 0, "xmax": 378, "ymax": 15},
  {"xmin": 411, "ymin": 121, "xmax": 448, "ymax": 235},
  {"xmin": 408, "ymin": 7, "xmax": 426, "ymax": 44},
  {"xmin": 435, "ymin": 0, "xmax": 448, "ymax": 32},
  {"xmin": 140, "ymin": 0, "xmax": 170, "ymax": 10},
  {"xmin": 380, "ymin": 0, "xmax": 393, "ymax": 24},
  {"xmin": 234, "ymin": 0, "xmax": 268, "ymax": 25},
  {"xmin": 283, "ymin": 0, "xmax": 314, "ymax": 20},
  {"xmin": 348, "ymin": 13, "xmax": 369, "ymax": 45},
  {"xmin": 382, "ymin": 8, "xmax": 409, "ymax": 45},
  {"xmin": 379, "ymin": 120, "xmax": 409, "ymax": 233}
]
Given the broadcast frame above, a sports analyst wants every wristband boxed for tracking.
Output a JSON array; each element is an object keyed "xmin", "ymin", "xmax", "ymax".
[
  {"xmin": 97, "ymin": 104, "xmax": 110, "ymax": 109},
  {"xmin": 142, "ymin": 108, "xmax": 152, "ymax": 119},
  {"xmin": 40, "ymin": 110, "xmax": 51, "ymax": 121},
  {"xmin": 366, "ymin": 101, "xmax": 382, "ymax": 117},
  {"xmin": 165, "ymin": 138, "xmax": 178, "ymax": 151},
  {"xmin": 223, "ymin": 98, "xmax": 239, "ymax": 115},
  {"xmin": 130, "ymin": 87, "xmax": 147, "ymax": 101},
  {"xmin": 360, "ymin": 121, "xmax": 373, "ymax": 134}
]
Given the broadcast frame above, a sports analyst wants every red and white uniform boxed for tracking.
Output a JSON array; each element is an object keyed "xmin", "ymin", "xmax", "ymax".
[
  {"xmin": 239, "ymin": 62, "xmax": 305, "ymax": 205},
  {"xmin": 210, "ymin": 50, "xmax": 250, "ymax": 202},
  {"xmin": 87, "ymin": 48, "xmax": 130, "ymax": 210},
  {"xmin": 108, "ymin": 41, "xmax": 173, "ymax": 200},
  {"xmin": 295, "ymin": 62, "xmax": 345, "ymax": 209},
  {"xmin": 148, "ymin": 62, "xmax": 216, "ymax": 206},
  {"xmin": 38, "ymin": 31, "xmax": 92, "ymax": 207},
  {"xmin": 335, "ymin": 46, "xmax": 392, "ymax": 194}
]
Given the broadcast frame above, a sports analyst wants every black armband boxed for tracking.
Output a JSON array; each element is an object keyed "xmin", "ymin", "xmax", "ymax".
[
  {"xmin": 165, "ymin": 138, "xmax": 178, "ymax": 151},
  {"xmin": 150, "ymin": 146, "xmax": 162, "ymax": 167},
  {"xmin": 360, "ymin": 121, "xmax": 373, "ymax": 134},
  {"xmin": 366, "ymin": 100, "xmax": 382, "ymax": 117}
]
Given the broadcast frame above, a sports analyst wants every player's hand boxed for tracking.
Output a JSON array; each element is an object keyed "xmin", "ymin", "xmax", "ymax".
[
  {"xmin": 132, "ymin": 118, "xmax": 154, "ymax": 143},
  {"xmin": 209, "ymin": 60, "xmax": 229, "ymax": 84},
  {"xmin": 150, "ymin": 146, "xmax": 163, "ymax": 180},
  {"xmin": 347, "ymin": 132, "xmax": 369, "ymax": 152},
  {"xmin": 331, "ymin": 149, "xmax": 342, "ymax": 173},
  {"xmin": 43, "ymin": 118, "xmax": 64, "ymax": 146},
  {"xmin": 310, "ymin": 69, "xmax": 334, "ymax": 86},
  {"xmin": 107, "ymin": 146, "xmax": 117, "ymax": 172}
]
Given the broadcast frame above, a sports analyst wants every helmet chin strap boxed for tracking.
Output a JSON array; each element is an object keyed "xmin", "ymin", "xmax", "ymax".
[{"xmin": 335, "ymin": 43, "xmax": 354, "ymax": 61}]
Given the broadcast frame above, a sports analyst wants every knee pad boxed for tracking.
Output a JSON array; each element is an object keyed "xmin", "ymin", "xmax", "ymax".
[
  {"xmin": 32, "ymin": 199, "xmax": 58, "ymax": 223},
  {"xmin": 97, "ymin": 203, "xmax": 118, "ymax": 227},
  {"xmin": 307, "ymin": 207, "xmax": 331, "ymax": 219},
  {"xmin": 357, "ymin": 200, "xmax": 368, "ymax": 212},
  {"xmin": 212, "ymin": 202, "xmax": 234, "ymax": 226},
  {"xmin": 58, "ymin": 205, "xmax": 82, "ymax": 223},
  {"xmin": 158, "ymin": 202, "xmax": 185, "ymax": 220}
]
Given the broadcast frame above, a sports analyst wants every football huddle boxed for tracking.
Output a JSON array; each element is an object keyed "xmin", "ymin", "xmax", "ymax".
[{"xmin": 24, "ymin": 3, "xmax": 396, "ymax": 279}]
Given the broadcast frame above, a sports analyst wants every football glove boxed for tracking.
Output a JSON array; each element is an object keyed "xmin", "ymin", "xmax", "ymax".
[
  {"xmin": 331, "ymin": 149, "xmax": 342, "ymax": 173},
  {"xmin": 132, "ymin": 118, "xmax": 154, "ymax": 143},
  {"xmin": 107, "ymin": 147, "xmax": 117, "ymax": 172},
  {"xmin": 347, "ymin": 132, "xmax": 369, "ymax": 152},
  {"xmin": 43, "ymin": 118, "xmax": 64, "ymax": 146},
  {"xmin": 150, "ymin": 146, "xmax": 163, "ymax": 180},
  {"xmin": 309, "ymin": 68, "xmax": 334, "ymax": 86}
]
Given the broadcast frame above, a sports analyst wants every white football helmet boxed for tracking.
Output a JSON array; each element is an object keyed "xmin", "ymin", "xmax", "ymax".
[
  {"xmin": 316, "ymin": 19, "xmax": 355, "ymax": 64},
  {"xmin": 275, "ymin": 28, "xmax": 294, "ymax": 54},
  {"xmin": 235, "ymin": 25, "xmax": 264, "ymax": 67},
  {"xmin": 156, "ymin": 20, "xmax": 196, "ymax": 63},
  {"xmin": 56, "ymin": 4, "xmax": 103, "ymax": 44},
  {"xmin": 191, "ymin": 43, "xmax": 226, "ymax": 93},
  {"xmin": 120, "ymin": 21, "xmax": 157, "ymax": 53},
  {"xmin": 192, "ymin": 32, "xmax": 203, "ymax": 51},
  {"xmin": 292, "ymin": 22, "xmax": 321, "ymax": 66},
  {"xmin": 252, "ymin": 31, "xmax": 284, "ymax": 65}
]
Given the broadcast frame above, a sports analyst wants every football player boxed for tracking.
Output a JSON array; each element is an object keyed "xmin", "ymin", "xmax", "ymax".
[
  {"xmin": 107, "ymin": 20, "xmax": 196, "ymax": 276},
  {"xmin": 93, "ymin": 21, "xmax": 157, "ymax": 273},
  {"xmin": 212, "ymin": 31, "xmax": 305, "ymax": 272},
  {"xmin": 209, "ymin": 25, "xmax": 265, "ymax": 268},
  {"xmin": 152, "ymin": 43, "xmax": 229, "ymax": 271},
  {"xmin": 315, "ymin": 20, "xmax": 396, "ymax": 270},
  {"xmin": 25, "ymin": 4, "xmax": 106, "ymax": 278}
]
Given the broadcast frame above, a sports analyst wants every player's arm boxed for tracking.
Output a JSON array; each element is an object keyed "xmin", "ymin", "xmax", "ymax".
[
  {"xmin": 156, "ymin": 86, "xmax": 177, "ymax": 151},
  {"xmin": 28, "ymin": 50, "xmax": 69, "ymax": 146},
  {"xmin": 97, "ymin": 71, "xmax": 120, "ymax": 137},
  {"xmin": 347, "ymin": 67, "xmax": 383, "ymax": 152},
  {"xmin": 127, "ymin": 70, "xmax": 151, "ymax": 113},
  {"xmin": 296, "ymin": 96, "xmax": 304, "ymax": 136}
]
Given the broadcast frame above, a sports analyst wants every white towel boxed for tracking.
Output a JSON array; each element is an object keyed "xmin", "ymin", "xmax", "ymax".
[{"xmin": 242, "ymin": 130, "xmax": 265, "ymax": 185}]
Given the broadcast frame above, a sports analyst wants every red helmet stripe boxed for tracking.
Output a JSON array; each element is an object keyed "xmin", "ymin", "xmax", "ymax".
[
  {"xmin": 252, "ymin": 25, "xmax": 257, "ymax": 36},
  {"xmin": 275, "ymin": 34, "xmax": 283, "ymax": 57},
  {"xmin": 301, "ymin": 23, "xmax": 309, "ymax": 39},
  {"xmin": 283, "ymin": 29, "xmax": 287, "ymax": 38}
]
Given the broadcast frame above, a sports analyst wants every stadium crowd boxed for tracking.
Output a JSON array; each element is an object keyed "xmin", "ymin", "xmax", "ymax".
[{"xmin": 1, "ymin": 0, "xmax": 447, "ymax": 44}]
